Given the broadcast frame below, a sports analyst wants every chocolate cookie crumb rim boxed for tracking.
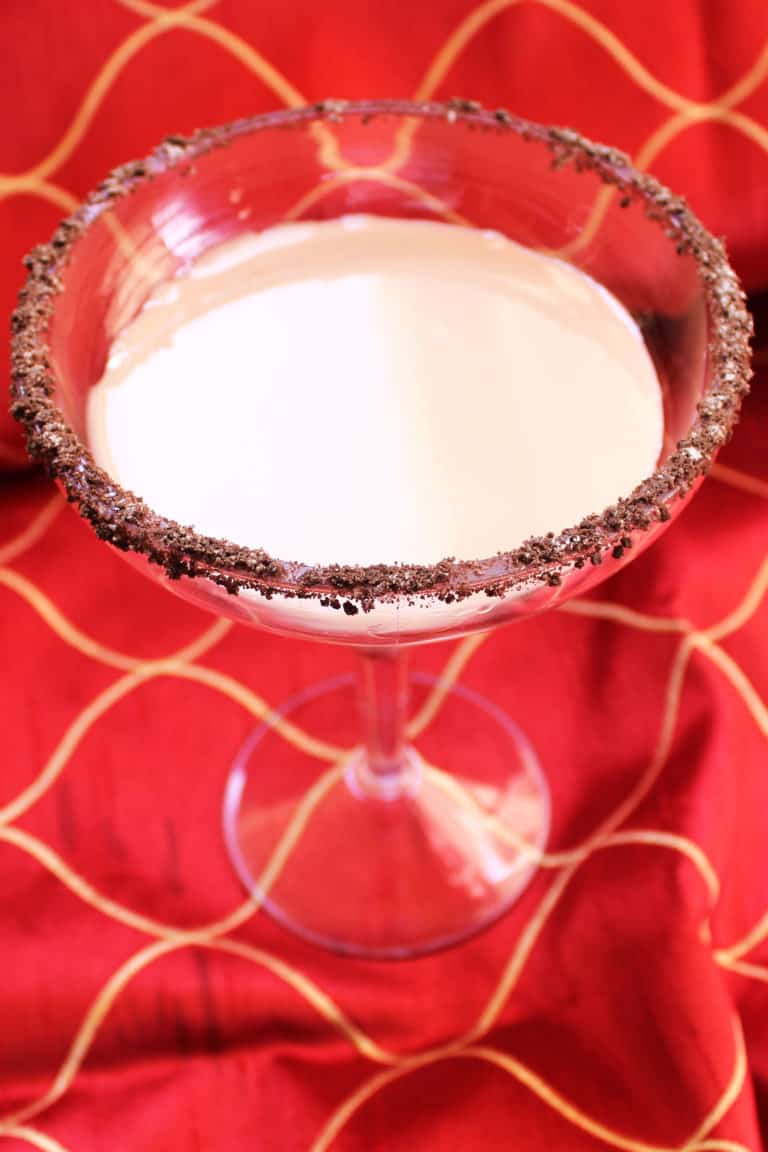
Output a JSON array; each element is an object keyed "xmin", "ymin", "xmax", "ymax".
[{"xmin": 10, "ymin": 99, "xmax": 753, "ymax": 613}]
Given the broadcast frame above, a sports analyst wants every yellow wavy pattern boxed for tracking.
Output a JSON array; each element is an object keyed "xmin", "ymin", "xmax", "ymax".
[
  {"xmin": 0, "ymin": 578, "xmax": 756, "ymax": 1140},
  {"xmin": 309, "ymin": 1017, "xmax": 746, "ymax": 1152},
  {"xmin": 407, "ymin": 632, "xmax": 488, "ymax": 736},
  {"xmin": 0, "ymin": 620, "xmax": 229, "ymax": 827},
  {"xmin": 307, "ymin": 555, "xmax": 768, "ymax": 1144},
  {"xmin": 0, "ymin": 1127, "xmax": 72, "ymax": 1152},
  {"xmin": 113, "ymin": 0, "xmax": 305, "ymax": 105},
  {"xmin": 0, "ymin": 494, "xmax": 63, "ymax": 566},
  {"xmin": 715, "ymin": 800, "xmax": 768, "ymax": 967},
  {"xmin": 383, "ymin": 647, "xmax": 693, "ymax": 1067},
  {"xmin": 1, "ymin": 179, "xmax": 78, "ymax": 214},
  {"xmin": 0, "ymin": 556, "xmax": 496, "ymax": 783},
  {"xmin": 2, "ymin": 1, "xmax": 767, "ymax": 1145},
  {"xmin": 0, "ymin": 770, "xmax": 732, "ymax": 1152},
  {"xmin": 0, "ymin": 812, "xmax": 721, "ymax": 1022},
  {"xmin": 683, "ymin": 1017, "xmax": 748, "ymax": 1146},
  {"xmin": 0, "ymin": 883, "xmax": 391, "ymax": 1131},
  {"xmin": 0, "ymin": 0, "xmax": 217, "ymax": 192},
  {"xmin": 716, "ymin": 955, "xmax": 768, "ymax": 983},
  {"xmin": 281, "ymin": 166, "xmax": 473, "ymax": 226},
  {"xmin": 0, "ymin": 824, "xmax": 219, "ymax": 938},
  {"xmin": 692, "ymin": 1143, "xmax": 753, "ymax": 1152},
  {"xmin": 385, "ymin": 0, "xmax": 768, "ymax": 180},
  {"xmin": 637, "ymin": 105, "xmax": 768, "ymax": 171},
  {"xmin": 5, "ymin": 537, "xmax": 757, "ymax": 875},
  {"xmin": 416, "ymin": 0, "xmax": 766, "ymax": 111},
  {"xmin": 561, "ymin": 598, "xmax": 691, "ymax": 635},
  {"xmin": 456, "ymin": 633, "xmax": 688, "ymax": 1044},
  {"xmin": 5, "ymin": 0, "xmax": 768, "ymax": 267},
  {"xmin": 0, "ymin": 763, "xmax": 346, "ymax": 942},
  {"xmin": 424, "ymin": 759, "xmax": 720, "ymax": 902},
  {"xmin": 1, "ymin": 530, "xmax": 764, "ymax": 1137},
  {"xmin": 0, "ymin": 0, "xmax": 343, "ymax": 222},
  {"xmin": 562, "ymin": 553, "xmax": 768, "ymax": 746},
  {"xmin": 0, "ymin": 779, "xmax": 736, "ymax": 1142},
  {"xmin": 695, "ymin": 638, "xmax": 768, "ymax": 738},
  {"xmin": 117, "ymin": 0, "xmax": 217, "ymax": 18},
  {"xmin": 0, "ymin": 760, "xmax": 398, "ymax": 1131},
  {"xmin": 557, "ymin": 93, "xmax": 768, "ymax": 260},
  {"xmin": 0, "ymin": 565, "xmax": 219, "ymax": 672},
  {"xmin": 115, "ymin": 0, "xmax": 344, "ymax": 171}
]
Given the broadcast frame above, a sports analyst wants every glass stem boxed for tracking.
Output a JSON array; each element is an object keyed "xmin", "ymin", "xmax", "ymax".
[{"xmin": 356, "ymin": 647, "xmax": 410, "ymax": 791}]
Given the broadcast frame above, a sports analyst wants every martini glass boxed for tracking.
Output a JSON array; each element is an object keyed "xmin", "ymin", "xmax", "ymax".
[{"xmin": 10, "ymin": 100, "xmax": 751, "ymax": 958}]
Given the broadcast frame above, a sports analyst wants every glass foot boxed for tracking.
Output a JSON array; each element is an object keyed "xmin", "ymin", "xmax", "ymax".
[{"xmin": 223, "ymin": 674, "xmax": 550, "ymax": 959}]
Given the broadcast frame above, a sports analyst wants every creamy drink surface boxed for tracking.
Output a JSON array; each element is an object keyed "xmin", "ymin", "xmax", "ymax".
[{"xmin": 87, "ymin": 216, "xmax": 664, "ymax": 568}]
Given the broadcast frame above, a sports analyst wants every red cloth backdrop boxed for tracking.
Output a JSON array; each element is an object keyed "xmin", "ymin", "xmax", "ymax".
[{"xmin": 2, "ymin": 2, "xmax": 768, "ymax": 1150}]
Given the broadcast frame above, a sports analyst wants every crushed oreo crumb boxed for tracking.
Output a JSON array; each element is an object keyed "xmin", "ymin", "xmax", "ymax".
[{"xmin": 9, "ymin": 99, "xmax": 753, "ymax": 611}]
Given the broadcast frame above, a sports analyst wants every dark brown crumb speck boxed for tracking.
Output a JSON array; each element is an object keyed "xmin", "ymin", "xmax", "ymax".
[{"xmin": 9, "ymin": 99, "xmax": 753, "ymax": 612}]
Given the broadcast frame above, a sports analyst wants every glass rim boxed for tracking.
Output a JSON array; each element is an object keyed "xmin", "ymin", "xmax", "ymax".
[{"xmin": 10, "ymin": 98, "xmax": 753, "ymax": 613}]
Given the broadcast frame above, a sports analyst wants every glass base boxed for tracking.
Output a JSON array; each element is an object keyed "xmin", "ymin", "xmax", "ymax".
[{"xmin": 223, "ymin": 674, "xmax": 550, "ymax": 959}]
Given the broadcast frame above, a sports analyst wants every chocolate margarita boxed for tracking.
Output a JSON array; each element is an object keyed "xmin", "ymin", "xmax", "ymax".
[{"xmin": 9, "ymin": 102, "xmax": 753, "ymax": 958}]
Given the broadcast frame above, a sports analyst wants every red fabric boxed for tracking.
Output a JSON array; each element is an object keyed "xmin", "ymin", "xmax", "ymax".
[
  {"xmin": 2, "ymin": 0, "xmax": 768, "ymax": 464},
  {"xmin": 2, "ymin": 4, "xmax": 768, "ymax": 1151}
]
